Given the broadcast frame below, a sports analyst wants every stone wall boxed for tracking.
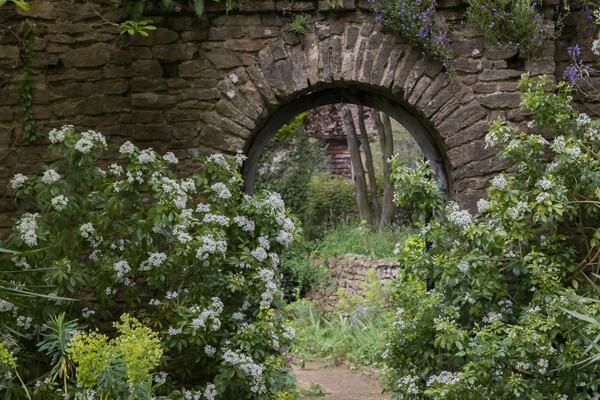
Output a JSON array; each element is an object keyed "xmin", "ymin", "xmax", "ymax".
[
  {"xmin": 0, "ymin": 0, "xmax": 598, "ymax": 233},
  {"xmin": 306, "ymin": 254, "xmax": 398, "ymax": 310}
]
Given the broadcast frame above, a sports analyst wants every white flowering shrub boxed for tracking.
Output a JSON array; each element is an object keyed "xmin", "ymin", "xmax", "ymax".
[
  {"xmin": 385, "ymin": 75, "xmax": 600, "ymax": 399},
  {"xmin": 2, "ymin": 126, "xmax": 299, "ymax": 399}
]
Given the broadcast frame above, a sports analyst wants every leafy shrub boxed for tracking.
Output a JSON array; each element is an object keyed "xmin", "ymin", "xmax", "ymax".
[
  {"xmin": 256, "ymin": 114, "xmax": 329, "ymax": 230},
  {"xmin": 385, "ymin": 75, "xmax": 600, "ymax": 398},
  {"xmin": 466, "ymin": 0, "xmax": 549, "ymax": 55},
  {"xmin": 279, "ymin": 241, "xmax": 333, "ymax": 301},
  {"xmin": 2, "ymin": 126, "xmax": 299, "ymax": 399},
  {"xmin": 303, "ymin": 173, "xmax": 357, "ymax": 238}
]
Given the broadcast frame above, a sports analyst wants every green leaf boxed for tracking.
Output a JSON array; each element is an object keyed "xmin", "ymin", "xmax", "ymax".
[{"xmin": 13, "ymin": 0, "xmax": 29, "ymax": 10}]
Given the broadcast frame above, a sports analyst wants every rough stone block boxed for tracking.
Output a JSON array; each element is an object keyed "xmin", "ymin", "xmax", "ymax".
[
  {"xmin": 479, "ymin": 69, "xmax": 524, "ymax": 81},
  {"xmin": 131, "ymin": 93, "xmax": 177, "ymax": 109},
  {"xmin": 224, "ymin": 38, "xmax": 269, "ymax": 52},
  {"xmin": 61, "ymin": 43, "xmax": 112, "ymax": 68},
  {"xmin": 479, "ymin": 92, "xmax": 522, "ymax": 109}
]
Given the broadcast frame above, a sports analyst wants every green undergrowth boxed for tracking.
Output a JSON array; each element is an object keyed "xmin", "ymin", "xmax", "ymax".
[{"xmin": 287, "ymin": 269, "xmax": 394, "ymax": 369}]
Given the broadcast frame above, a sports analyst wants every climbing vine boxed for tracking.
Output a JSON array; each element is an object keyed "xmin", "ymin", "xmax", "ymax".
[{"xmin": 16, "ymin": 20, "xmax": 40, "ymax": 143}]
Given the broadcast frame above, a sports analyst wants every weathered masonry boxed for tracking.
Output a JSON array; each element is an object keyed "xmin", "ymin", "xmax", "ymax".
[{"xmin": 0, "ymin": 0, "xmax": 597, "ymax": 226}]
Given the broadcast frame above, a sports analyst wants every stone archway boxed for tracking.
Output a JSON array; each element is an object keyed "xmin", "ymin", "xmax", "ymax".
[
  {"xmin": 214, "ymin": 22, "xmax": 495, "ymax": 208},
  {"xmin": 241, "ymin": 84, "xmax": 451, "ymax": 195}
]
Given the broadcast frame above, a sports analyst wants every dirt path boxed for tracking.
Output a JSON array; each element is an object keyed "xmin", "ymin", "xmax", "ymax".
[{"xmin": 293, "ymin": 361, "xmax": 392, "ymax": 400}]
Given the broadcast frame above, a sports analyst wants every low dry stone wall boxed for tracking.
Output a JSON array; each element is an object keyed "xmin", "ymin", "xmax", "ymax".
[{"xmin": 306, "ymin": 254, "xmax": 398, "ymax": 310}]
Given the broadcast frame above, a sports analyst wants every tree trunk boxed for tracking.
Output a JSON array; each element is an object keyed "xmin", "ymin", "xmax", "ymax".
[
  {"xmin": 374, "ymin": 112, "xmax": 396, "ymax": 229},
  {"xmin": 356, "ymin": 106, "xmax": 380, "ymax": 230},
  {"xmin": 342, "ymin": 107, "xmax": 372, "ymax": 226}
]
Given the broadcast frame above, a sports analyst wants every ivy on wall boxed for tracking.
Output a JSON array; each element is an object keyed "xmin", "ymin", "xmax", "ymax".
[{"xmin": 16, "ymin": 20, "xmax": 40, "ymax": 143}]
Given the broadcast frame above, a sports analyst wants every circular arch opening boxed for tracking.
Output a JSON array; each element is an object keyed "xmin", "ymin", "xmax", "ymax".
[{"xmin": 242, "ymin": 83, "xmax": 451, "ymax": 195}]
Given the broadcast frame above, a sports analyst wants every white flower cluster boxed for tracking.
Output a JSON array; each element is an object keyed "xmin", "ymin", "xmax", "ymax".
[
  {"xmin": 490, "ymin": 174, "xmax": 508, "ymax": 190},
  {"xmin": 234, "ymin": 151, "xmax": 247, "ymax": 166},
  {"xmin": 191, "ymin": 297, "xmax": 224, "ymax": 331},
  {"xmin": 552, "ymin": 135, "xmax": 582, "ymax": 158},
  {"xmin": 536, "ymin": 178, "xmax": 552, "ymax": 190},
  {"xmin": 0, "ymin": 299, "xmax": 16, "ymax": 312},
  {"xmin": 282, "ymin": 325, "xmax": 295, "ymax": 341},
  {"xmin": 182, "ymin": 389, "xmax": 201, "ymax": 400},
  {"xmin": 426, "ymin": 371, "xmax": 462, "ymax": 387},
  {"xmin": 75, "ymin": 130, "xmax": 107, "ymax": 154},
  {"xmin": 203, "ymin": 213, "xmax": 230, "ymax": 226},
  {"xmin": 41, "ymin": 169, "xmax": 61, "ymax": 184},
  {"xmin": 222, "ymin": 349, "xmax": 266, "ymax": 394},
  {"xmin": 163, "ymin": 152, "xmax": 179, "ymax": 164},
  {"xmin": 576, "ymin": 113, "xmax": 599, "ymax": 139},
  {"xmin": 48, "ymin": 125, "xmax": 74, "ymax": 143},
  {"xmin": 397, "ymin": 374, "xmax": 420, "ymax": 395},
  {"xmin": 482, "ymin": 311, "xmax": 502, "ymax": 324},
  {"xmin": 166, "ymin": 291, "xmax": 178, "ymax": 300},
  {"xmin": 157, "ymin": 176, "xmax": 193, "ymax": 210},
  {"xmin": 168, "ymin": 327, "xmax": 182, "ymax": 336},
  {"xmin": 140, "ymin": 252, "xmax": 167, "ymax": 271},
  {"xmin": 12, "ymin": 256, "xmax": 30, "ymax": 270},
  {"xmin": 17, "ymin": 213, "xmax": 39, "ymax": 247},
  {"xmin": 138, "ymin": 148, "xmax": 157, "ymax": 164},
  {"xmin": 207, "ymin": 154, "xmax": 231, "ymax": 170},
  {"xmin": 204, "ymin": 344, "xmax": 216, "ymax": 357},
  {"xmin": 204, "ymin": 383, "xmax": 217, "ymax": 400},
  {"xmin": 476, "ymin": 199, "xmax": 489, "ymax": 213},
  {"xmin": 456, "ymin": 262, "xmax": 470, "ymax": 274},
  {"xmin": 16, "ymin": 315, "xmax": 33, "ymax": 331},
  {"xmin": 126, "ymin": 170, "xmax": 144, "ymax": 184},
  {"xmin": 196, "ymin": 203, "xmax": 211, "ymax": 213},
  {"xmin": 537, "ymin": 358, "xmax": 549, "ymax": 374},
  {"xmin": 232, "ymin": 312, "xmax": 244, "ymax": 321},
  {"xmin": 446, "ymin": 203, "xmax": 473, "ymax": 228},
  {"xmin": 81, "ymin": 308, "xmax": 96, "ymax": 319},
  {"xmin": 108, "ymin": 163, "xmax": 123, "ymax": 176},
  {"xmin": 113, "ymin": 260, "xmax": 131, "ymax": 283},
  {"xmin": 154, "ymin": 371, "xmax": 168, "ymax": 385},
  {"xmin": 119, "ymin": 141, "xmax": 136, "ymax": 155},
  {"xmin": 234, "ymin": 216, "xmax": 255, "ymax": 234},
  {"xmin": 251, "ymin": 246, "xmax": 268, "ymax": 262},
  {"xmin": 10, "ymin": 173, "xmax": 27, "ymax": 190},
  {"xmin": 484, "ymin": 125, "xmax": 508, "ymax": 148},
  {"xmin": 211, "ymin": 182, "xmax": 231, "ymax": 199},
  {"xmin": 74, "ymin": 138, "xmax": 93, "ymax": 154},
  {"xmin": 196, "ymin": 235, "xmax": 228, "ymax": 261},
  {"xmin": 51, "ymin": 195, "xmax": 69, "ymax": 212},
  {"xmin": 498, "ymin": 299, "xmax": 513, "ymax": 315},
  {"xmin": 507, "ymin": 201, "xmax": 528, "ymax": 219},
  {"xmin": 258, "ymin": 268, "xmax": 279, "ymax": 307},
  {"xmin": 80, "ymin": 222, "xmax": 103, "ymax": 248},
  {"xmin": 593, "ymin": 39, "xmax": 600, "ymax": 56},
  {"xmin": 275, "ymin": 227, "xmax": 291, "ymax": 246}
]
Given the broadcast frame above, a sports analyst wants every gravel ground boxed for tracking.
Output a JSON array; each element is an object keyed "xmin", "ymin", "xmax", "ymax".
[{"xmin": 293, "ymin": 361, "xmax": 392, "ymax": 400}]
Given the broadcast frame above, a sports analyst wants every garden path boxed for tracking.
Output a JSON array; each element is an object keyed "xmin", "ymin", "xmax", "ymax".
[{"xmin": 293, "ymin": 361, "xmax": 391, "ymax": 399}]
